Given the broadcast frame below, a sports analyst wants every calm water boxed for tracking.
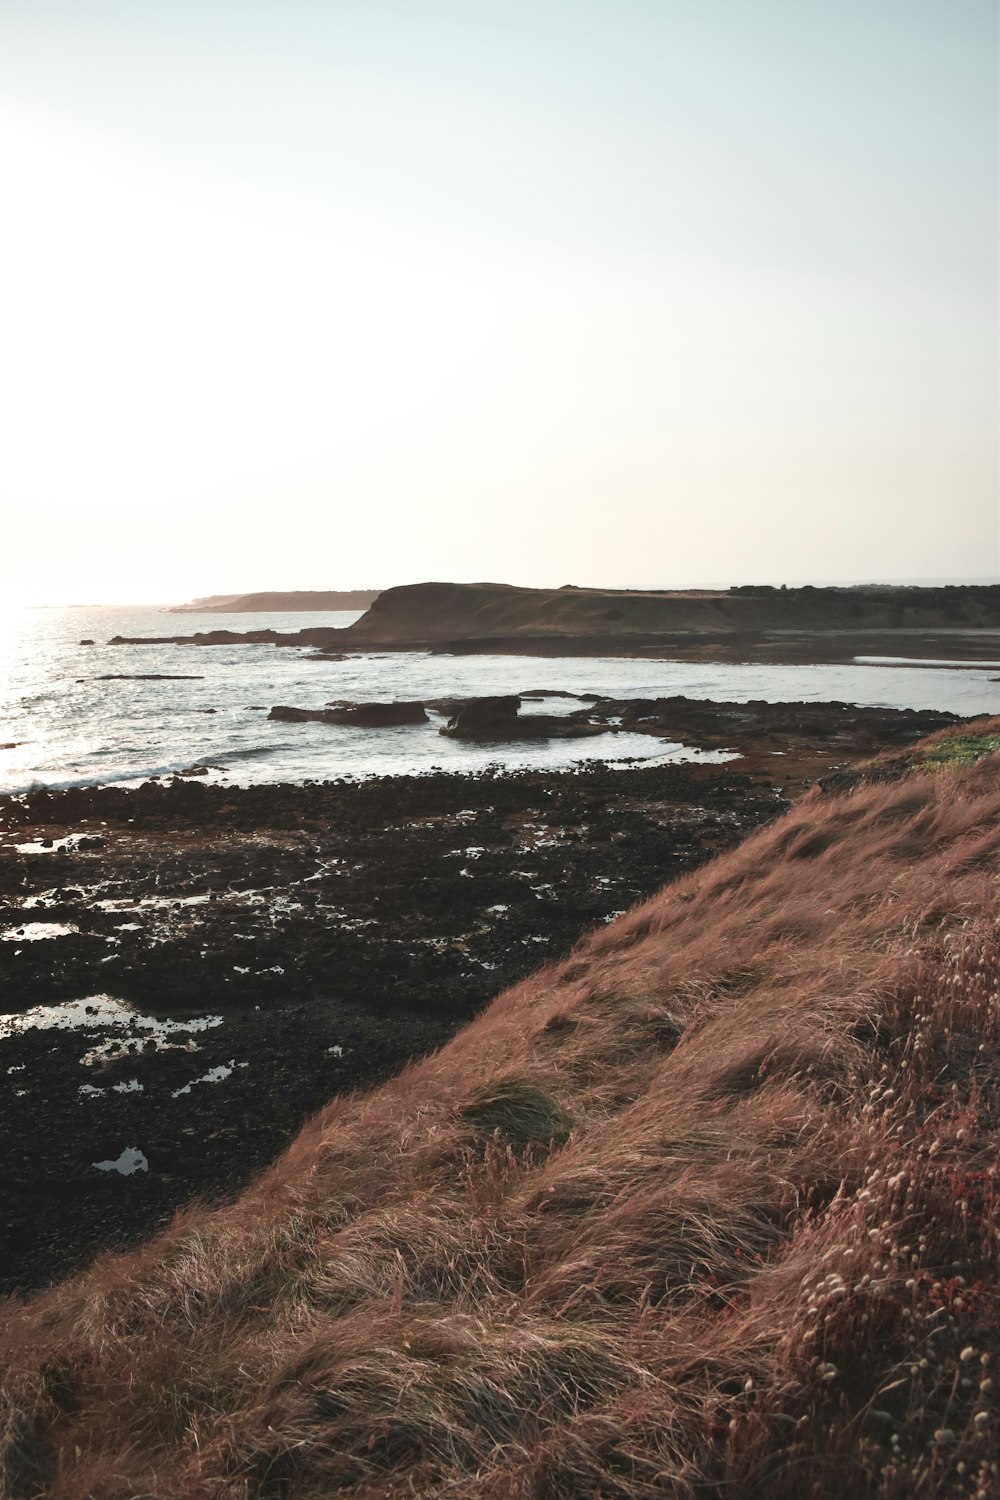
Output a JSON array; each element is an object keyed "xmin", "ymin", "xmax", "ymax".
[{"xmin": 1, "ymin": 605, "xmax": 997, "ymax": 794}]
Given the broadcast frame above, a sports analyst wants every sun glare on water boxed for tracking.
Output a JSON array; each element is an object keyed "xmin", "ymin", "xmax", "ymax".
[{"xmin": 0, "ymin": 601, "xmax": 28, "ymax": 683}]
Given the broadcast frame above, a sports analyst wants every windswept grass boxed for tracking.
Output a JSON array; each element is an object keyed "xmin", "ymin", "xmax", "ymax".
[{"xmin": 2, "ymin": 721, "xmax": 1000, "ymax": 1498}]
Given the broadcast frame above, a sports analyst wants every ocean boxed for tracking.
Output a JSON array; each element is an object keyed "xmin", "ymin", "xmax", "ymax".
[{"xmin": 1, "ymin": 605, "xmax": 998, "ymax": 795}]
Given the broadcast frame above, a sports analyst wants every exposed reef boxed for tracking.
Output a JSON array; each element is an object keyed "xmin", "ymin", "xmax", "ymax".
[{"xmin": 269, "ymin": 701, "xmax": 429, "ymax": 727}]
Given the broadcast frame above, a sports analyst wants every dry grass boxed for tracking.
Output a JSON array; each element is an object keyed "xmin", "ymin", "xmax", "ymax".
[{"xmin": 3, "ymin": 721, "xmax": 1000, "ymax": 1498}]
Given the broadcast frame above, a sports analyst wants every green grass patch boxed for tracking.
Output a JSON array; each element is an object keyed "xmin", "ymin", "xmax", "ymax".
[
  {"xmin": 912, "ymin": 732, "xmax": 1000, "ymax": 771},
  {"xmin": 460, "ymin": 1078, "xmax": 572, "ymax": 1149}
]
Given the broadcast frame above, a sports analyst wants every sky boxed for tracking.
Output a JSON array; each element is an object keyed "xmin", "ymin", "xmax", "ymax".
[{"xmin": 0, "ymin": 0, "xmax": 997, "ymax": 604}]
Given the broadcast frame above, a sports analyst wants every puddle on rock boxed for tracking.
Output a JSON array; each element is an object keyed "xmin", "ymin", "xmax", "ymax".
[
  {"xmin": 14, "ymin": 835, "xmax": 84, "ymax": 855},
  {"xmin": 81, "ymin": 1078, "xmax": 146, "ymax": 1097},
  {"xmin": 1, "ymin": 922, "xmax": 80, "ymax": 941},
  {"xmin": 93, "ymin": 1147, "xmax": 148, "ymax": 1175},
  {"xmin": 172, "ymin": 1060, "xmax": 248, "ymax": 1097},
  {"xmin": 0, "ymin": 994, "xmax": 223, "ymax": 1044}
]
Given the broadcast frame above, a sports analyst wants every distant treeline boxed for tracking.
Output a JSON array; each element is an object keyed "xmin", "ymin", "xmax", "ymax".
[{"xmin": 729, "ymin": 583, "xmax": 1000, "ymax": 597}]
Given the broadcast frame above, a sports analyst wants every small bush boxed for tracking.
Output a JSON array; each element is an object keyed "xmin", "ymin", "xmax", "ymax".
[{"xmin": 460, "ymin": 1077, "xmax": 573, "ymax": 1149}]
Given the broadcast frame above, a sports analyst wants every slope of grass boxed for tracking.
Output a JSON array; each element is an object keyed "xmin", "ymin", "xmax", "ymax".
[{"xmin": 2, "ymin": 722, "xmax": 1000, "ymax": 1498}]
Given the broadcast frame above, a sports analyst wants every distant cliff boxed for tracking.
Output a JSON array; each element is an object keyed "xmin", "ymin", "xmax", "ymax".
[
  {"xmin": 170, "ymin": 590, "xmax": 380, "ymax": 613},
  {"xmin": 117, "ymin": 581, "xmax": 1000, "ymax": 663},
  {"xmin": 341, "ymin": 580, "xmax": 1000, "ymax": 652}
]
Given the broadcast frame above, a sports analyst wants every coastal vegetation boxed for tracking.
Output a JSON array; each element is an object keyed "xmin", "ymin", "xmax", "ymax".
[{"xmin": 2, "ymin": 722, "xmax": 999, "ymax": 1497}]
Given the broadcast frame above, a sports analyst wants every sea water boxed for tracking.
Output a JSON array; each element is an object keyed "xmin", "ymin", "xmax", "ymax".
[{"xmin": 0, "ymin": 605, "xmax": 997, "ymax": 794}]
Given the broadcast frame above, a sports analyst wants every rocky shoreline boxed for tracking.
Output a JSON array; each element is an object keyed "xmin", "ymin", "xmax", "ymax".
[
  {"xmin": 105, "ymin": 625, "xmax": 1000, "ymax": 666},
  {"xmin": 0, "ymin": 697, "xmax": 965, "ymax": 1294}
]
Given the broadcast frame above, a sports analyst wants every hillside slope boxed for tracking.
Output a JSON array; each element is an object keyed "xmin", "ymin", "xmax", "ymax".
[{"xmin": 3, "ymin": 726, "xmax": 1000, "ymax": 1498}]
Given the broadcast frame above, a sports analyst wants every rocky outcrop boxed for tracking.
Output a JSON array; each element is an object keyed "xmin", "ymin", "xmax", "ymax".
[
  {"xmin": 426, "ymin": 694, "xmax": 521, "ymax": 719},
  {"xmin": 269, "ymin": 701, "xmax": 429, "ymax": 727},
  {"xmin": 110, "ymin": 629, "xmax": 283, "ymax": 646},
  {"xmin": 431, "ymin": 695, "xmax": 608, "ymax": 742},
  {"xmin": 572, "ymin": 695, "xmax": 960, "ymax": 749}
]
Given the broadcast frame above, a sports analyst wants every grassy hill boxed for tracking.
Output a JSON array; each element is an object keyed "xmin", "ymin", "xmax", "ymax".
[
  {"xmin": 342, "ymin": 580, "xmax": 1000, "ymax": 653},
  {"xmin": 3, "ymin": 724, "xmax": 1000, "ymax": 1498}
]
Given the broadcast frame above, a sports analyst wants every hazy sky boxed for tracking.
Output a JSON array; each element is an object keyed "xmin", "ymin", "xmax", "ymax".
[{"xmin": 1, "ymin": 0, "xmax": 997, "ymax": 603}]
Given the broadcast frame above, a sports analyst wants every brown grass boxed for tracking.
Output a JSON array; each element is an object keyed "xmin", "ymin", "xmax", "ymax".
[{"xmin": 3, "ymin": 722, "xmax": 1000, "ymax": 1498}]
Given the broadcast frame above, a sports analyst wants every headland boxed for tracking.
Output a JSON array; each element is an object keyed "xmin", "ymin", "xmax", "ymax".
[
  {"xmin": 169, "ymin": 589, "xmax": 381, "ymax": 613},
  {"xmin": 114, "ymin": 581, "xmax": 1000, "ymax": 663}
]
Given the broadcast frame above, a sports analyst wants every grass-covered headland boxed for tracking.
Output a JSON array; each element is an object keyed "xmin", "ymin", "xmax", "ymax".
[{"xmin": 3, "ymin": 722, "xmax": 1000, "ymax": 1498}]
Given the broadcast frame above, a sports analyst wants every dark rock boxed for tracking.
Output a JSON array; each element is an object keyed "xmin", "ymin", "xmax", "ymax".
[
  {"xmin": 269, "ymin": 701, "xmax": 428, "ymax": 727},
  {"xmin": 519, "ymin": 690, "xmax": 596, "ymax": 700},
  {"xmin": 426, "ymin": 695, "xmax": 521, "ymax": 717},
  {"xmin": 427, "ymin": 694, "xmax": 608, "ymax": 742},
  {"xmin": 109, "ymin": 629, "xmax": 282, "ymax": 646},
  {"xmin": 79, "ymin": 639, "xmax": 95, "ymax": 645},
  {"xmin": 93, "ymin": 674, "xmax": 205, "ymax": 681},
  {"xmin": 328, "ymin": 701, "xmax": 428, "ymax": 727},
  {"xmin": 441, "ymin": 705, "xmax": 608, "ymax": 743},
  {"xmin": 268, "ymin": 705, "xmax": 317, "ymax": 723},
  {"xmin": 578, "ymin": 695, "xmax": 960, "ymax": 749}
]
